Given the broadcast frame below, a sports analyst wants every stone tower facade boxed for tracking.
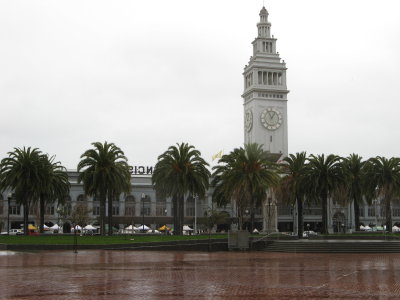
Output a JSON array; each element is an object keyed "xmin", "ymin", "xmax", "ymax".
[
  {"xmin": 242, "ymin": 7, "xmax": 289, "ymax": 232},
  {"xmin": 242, "ymin": 7, "xmax": 288, "ymax": 158}
]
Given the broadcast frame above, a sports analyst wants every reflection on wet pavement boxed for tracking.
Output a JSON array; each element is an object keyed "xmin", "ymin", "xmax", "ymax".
[{"xmin": 1, "ymin": 250, "xmax": 400, "ymax": 299}]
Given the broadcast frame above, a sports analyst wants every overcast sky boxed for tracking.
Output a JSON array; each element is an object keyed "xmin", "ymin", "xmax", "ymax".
[{"xmin": 1, "ymin": 0, "xmax": 399, "ymax": 169}]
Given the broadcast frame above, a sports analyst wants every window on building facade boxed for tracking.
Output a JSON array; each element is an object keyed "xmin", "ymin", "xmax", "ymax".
[
  {"xmin": 45, "ymin": 206, "xmax": 55, "ymax": 215},
  {"xmin": 392, "ymin": 208, "xmax": 400, "ymax": 217},
  {"xmin": 112, "ymin": 206, "xmax": 119, "ymax": 216},
  {"xmin": 359, "ymin": 207, "xmax": 365, "ymax": 217},
  {"xmin": 125, "ymin": 206, "xmax": 135, "ymax": 216},
  {"xmin": 140, "ymin": 197, "xmax": 151, "ymax": 216},
  {"xmin": 141, "ymin": 207, "xmax": 151, "ymax": 216},
  {"xmin": 186, "ymin": 207, "xmax": 195, "ymax": 217},
  {"xmin": 62, "ymin": 204, "xmax": 72, "ymax": 216},
  {"xmin": 156, "ymin": 197, "xmax": 167, "ymax": 216},
  {"xmin": 257, "ymin": 71, "xmax": 282, "ymax": 86},
  {"xmin": 156, "ymin": 207, "xmax": 167, "ymax": 216},
  {"xmin": 10, "ymin": 205, "xmax": 21, "ymax": 215},
  {"xmin": 368, "ymin": 207, "xmax": 375, "ymax": 217},
  {"xmin": 186, "ymin": 197, "xmax": 195, "ymax": 216},
  {"xmin": 93, "ymin": 206, "xmax": 100, "ymax": 216},
  {"xmin": 29, "ymin": 205, "xmax": 37, "ymax": 215},
  {"xmin": 0, "ymin": 205, "xmax": 3, "ymax": 215}
]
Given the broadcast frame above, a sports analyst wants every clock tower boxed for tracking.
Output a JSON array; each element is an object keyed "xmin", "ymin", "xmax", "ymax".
[{"xmin": 242, "ymin": 7, "xmax": 288, "ymax": 158}]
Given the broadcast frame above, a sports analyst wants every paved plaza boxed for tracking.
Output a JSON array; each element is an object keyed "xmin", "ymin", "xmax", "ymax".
[{"xmin": 1, "ymin": 250, "xmax": 400, "ymax": 299}]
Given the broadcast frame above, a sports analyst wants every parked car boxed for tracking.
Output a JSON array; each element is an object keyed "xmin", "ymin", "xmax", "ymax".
[
  {"xmin": 303, "ymin": 230, "xmax": 318, "ymax": 238},
  {"xmin": 0, "ymin": 229, "xmax": 23, "ymax": 235}
]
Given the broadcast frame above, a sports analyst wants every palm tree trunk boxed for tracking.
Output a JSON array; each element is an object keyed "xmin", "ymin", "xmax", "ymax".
[
  {"xmin": 40, "ymin": 197, "xmax": 45, "ymax": 233},
  {"xmin": 180, "ymin": 195, "xmax": 184, "ymax": 235},
  {"xmin": 238, "ymin": 206, "xmax": 244, "ymax": 231},
  {"xmin": 107, "ymin": 192, "xmax": 113, "ymax": 236},
  {"xmin": 354, "ymin": 196, "xmax": 360, "ymax": 232},
  {"xmin": 250, "ymin": 209, "xmax": 255, "ymax": 233},
  {"xmin": 175, "ymin": 195, "xmax": 184, "ymax": 235},
  {"xmin": 321, "ymin": 192, "xmax": 328, "ymax": 234},
  {"xmin": 172, "ymin": 195, "xmax": 178, "ymax": 235},
  {"xmin": 297, "ymin": 198, "xmax": 303, "ymax": 239},
  {"xmin": 23, "ymin": 203, "xmax": 29, "ymax": 236},
  {"xmin": 100, "ymin": 192, "xmax": 106, "ymax": 236},
  {"xmin": 385, "ymin": 198, "xmax": 392, "ymax": 233}
]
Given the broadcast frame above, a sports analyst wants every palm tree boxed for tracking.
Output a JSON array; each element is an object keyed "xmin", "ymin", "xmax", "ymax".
[
  {"xmin": 275, "ymin": 152, "xmax": 307, "ymax": 238},
  {"xmin": 77, "ymin": 142, "xmax": 131, "ymax": 235},
  {"xmin": 303, "ymin": 154, "xmax": 344, "ymax": 234},
  {"xmin": 152, "ymin": 143, "xmax": 210, "ymax": 235},
  {"xmin": 340, "ymin": 154, "xmax": 366, "ymax": 232},
  {"xmin": 0, "ymin": 147, "xmax": 43, "ymax": 235},
  {"xmin": 364, "ymin": 156, "xmax": 400, "ymax": 233},
  {"xmin": 211, "ymin": 143, "xmax": 279, "ymax": 231},
  {"xmin": 38, "ymin": 154, "xmax": 70, "ymax": 233}
]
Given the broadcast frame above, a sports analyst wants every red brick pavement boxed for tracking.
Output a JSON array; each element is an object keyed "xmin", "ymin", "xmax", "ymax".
[{"xmin": 1, "ymin": 250, "xmax": 400, "ymax": 299}]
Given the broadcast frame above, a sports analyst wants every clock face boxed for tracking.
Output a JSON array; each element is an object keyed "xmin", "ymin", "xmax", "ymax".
[
  {"xmin": 244, "ymin": 109, "xmax": 253, "ymax": 132},
  {"xmin": 261, "ymin": 107, "xmax": 283, "ymax": 131}
]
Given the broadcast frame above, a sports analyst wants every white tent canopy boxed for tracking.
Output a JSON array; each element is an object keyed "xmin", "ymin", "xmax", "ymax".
[
  {"xmin": 50, "ymin": 224, "xmax": 59, "ymax": 230},
  {"xmin": 84, "ymin": 225, "xmax": 96, "ymax": 230}
]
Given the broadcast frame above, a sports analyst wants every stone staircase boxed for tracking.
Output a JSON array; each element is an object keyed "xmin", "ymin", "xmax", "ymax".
[{"xmin": 259, "ymin": 239, "xmax": 400, "ymax": 253}]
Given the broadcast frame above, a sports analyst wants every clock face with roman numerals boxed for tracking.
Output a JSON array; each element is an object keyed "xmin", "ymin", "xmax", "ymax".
[{"xmin": 260, "ymin": 107, "xmax": 283, "ymax": 131}]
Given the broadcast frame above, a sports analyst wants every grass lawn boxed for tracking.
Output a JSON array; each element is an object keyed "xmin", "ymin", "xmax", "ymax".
[{"xmin": 0, "ymin": 234, "xmax": 228, "ymax": 245}]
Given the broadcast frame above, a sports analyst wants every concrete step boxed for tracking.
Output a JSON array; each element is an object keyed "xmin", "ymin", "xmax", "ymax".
[{"xmin": 261, "ymin": 240, "xmax": 400, "ymax": 253}]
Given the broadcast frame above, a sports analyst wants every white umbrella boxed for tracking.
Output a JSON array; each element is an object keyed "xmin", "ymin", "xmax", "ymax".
[
  {"xmin": 183, "ymin": 225, "xmax": 193, "ymax": 231},
  {"xmin": 136, "ymin": 224, "xmax": 150, "ymax": 230},
  {"xmin": 359, "ymin": 225, "xmax": 365, "ymax": 230}
]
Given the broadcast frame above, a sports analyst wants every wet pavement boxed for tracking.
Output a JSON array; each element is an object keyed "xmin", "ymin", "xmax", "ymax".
[{"xmin": 1, "ymin": 250, "xmax": 400, "ymax": 299}]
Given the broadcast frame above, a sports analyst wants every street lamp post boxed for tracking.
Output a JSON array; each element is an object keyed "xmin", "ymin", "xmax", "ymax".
[
  {"xmin": 141, "ymin": 193, "xmax": 146, "ymax": 232},
  {"xmin": 7, "ymin": 194, "xmax": 12, "ymax": 235}
]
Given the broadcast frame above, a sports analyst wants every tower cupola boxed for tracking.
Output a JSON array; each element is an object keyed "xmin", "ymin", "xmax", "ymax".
[{"xmin": 257, "ymin": 6, "xmax": 271, "ymax": 38}]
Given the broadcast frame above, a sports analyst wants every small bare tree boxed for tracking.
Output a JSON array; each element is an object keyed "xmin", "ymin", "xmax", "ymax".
[{"xmin": 70, "ymin": 203, "xmax": 91, "ymax": 253}]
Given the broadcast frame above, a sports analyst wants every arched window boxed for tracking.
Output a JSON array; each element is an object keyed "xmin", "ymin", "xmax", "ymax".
[
  {"xmin": 140, "ymin": 195, "xmax": 151, "ymax": 216},
  {"xmin": 156, "ymin": 196, "xmax": 167, "ymax": 216}
]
